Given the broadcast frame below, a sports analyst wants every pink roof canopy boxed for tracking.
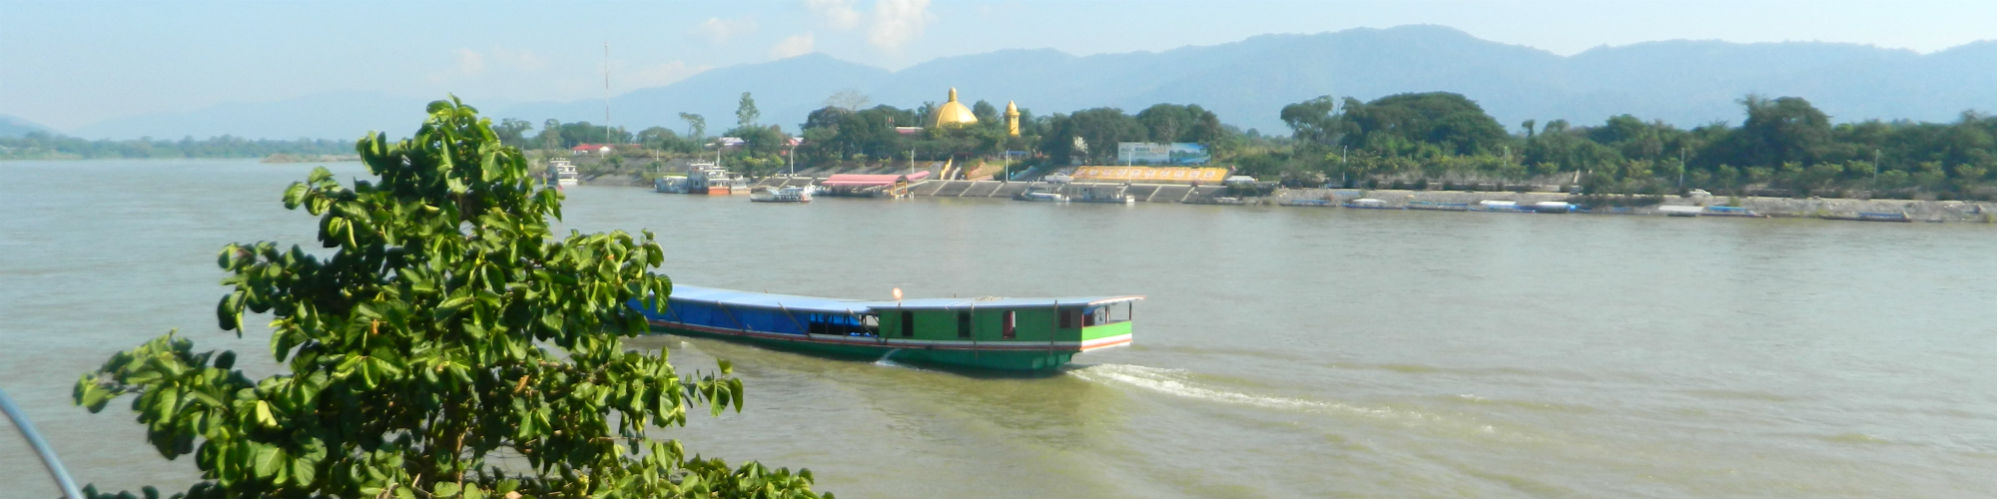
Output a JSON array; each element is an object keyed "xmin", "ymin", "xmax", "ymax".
[{"xmin": 819, "ymin": 171, "xmax": 930, "ymax": 187}]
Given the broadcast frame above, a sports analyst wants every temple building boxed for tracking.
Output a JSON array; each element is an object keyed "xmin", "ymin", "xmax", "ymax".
[{"xmin": 933, "ymin": 88, "xmax": 979, "ymax": 128}]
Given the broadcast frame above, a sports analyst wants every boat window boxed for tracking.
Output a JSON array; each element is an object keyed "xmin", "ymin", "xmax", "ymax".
[
  {"xmin": 861, "ymin": 314, "xmax": 879, "ymax": 336},
  {"xmin": 957, "ymin": 310, "xmax": 972, "ymax": 339},
  {"xmin": 900, "ymin": 310, "xmax": 914, "ymax": 338},
  {"xmin": 803, "ymin": 312, "xmax": 877, "ymax": 337},
  {"xmin": 1060, "ymin": 309, "xmax": 1081, "ymax": 329},
  {"xmin": 1002, "ymin": 311, "xmax": 1016, "ymax": 340}
]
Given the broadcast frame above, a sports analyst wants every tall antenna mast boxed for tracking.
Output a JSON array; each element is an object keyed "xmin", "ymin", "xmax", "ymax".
[{"xmin": 603, "ymin": 42, "xmax": 612, "ymax": 145}]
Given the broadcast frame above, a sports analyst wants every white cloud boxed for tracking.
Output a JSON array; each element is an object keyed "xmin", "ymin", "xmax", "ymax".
[
  {"xmin": 429, "ymin": 48, "xmax": 550, "ymax": 85},
  {"xmin": 769, "ymin": 32, "xmax": 817, "ymax": 59},
  {"xmin": 806, "ymin": 0, "xmax": 862, "ymax": 30},
  {"xmin": 696, "ymin": 16, "xmax": 758, "ymax": 44},
  {"xmin": 452, "ymin": 49, "xmax": 486, "ymax": 76},
  {"xmin": 867, "ymin": 0, "xmax": 932, "ymax": 50}
]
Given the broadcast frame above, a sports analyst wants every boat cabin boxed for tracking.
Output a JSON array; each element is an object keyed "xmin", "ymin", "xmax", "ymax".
[{"xmin": 635, "ymin": 285, "xmax": 1141, "ymax": 370}]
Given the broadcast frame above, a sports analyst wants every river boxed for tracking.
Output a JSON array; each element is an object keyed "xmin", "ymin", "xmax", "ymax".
[{"xmin": 1, "ymin": 159, "xmax": 1992, "ymax": 497}]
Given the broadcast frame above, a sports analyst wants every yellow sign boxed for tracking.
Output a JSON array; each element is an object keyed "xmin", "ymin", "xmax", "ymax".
[{"xmin": 1071, "ymin": 166, "xmax": 1228, "ymax": 184}]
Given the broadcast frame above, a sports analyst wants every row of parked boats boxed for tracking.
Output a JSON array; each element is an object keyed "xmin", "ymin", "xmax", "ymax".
[
  {"xmin": 1285, "ymin": 197, "xmax": 1779, "ymax": 217},
  {"xmin": 649, "ymin": 161, "xmax": 814, "ymax": 203}
]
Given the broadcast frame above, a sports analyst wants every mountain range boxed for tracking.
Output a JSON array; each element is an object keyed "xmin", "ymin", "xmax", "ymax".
[{"xmin": 32, "ymin": 25, "xmax": 1998, "ymax": 140}]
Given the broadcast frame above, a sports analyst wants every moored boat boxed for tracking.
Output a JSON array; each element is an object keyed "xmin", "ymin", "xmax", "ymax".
[
  {"xmin": 547, "ymin": 159, "xmax": 579, "ymax": 187},
  {"xmin": 634, "ymin": 285, "xmax": 1141, "ymax": 372},
  {"xmin": 1406, "ymin": 201, "xmax": 1470, "ymax": 211},
  {"xmin": 1532, "ymin": 201, "xmax": 1575, "ymax": 213},
  {"xmin": 687, "ymin": 161, "xmax": 750, "ymax": 195},
  {"xmin": 1702, "ymin": 206, "xmax": 1762, "ymax": 217},
  {"xmin": 1342, "ymin": 198, "xmax": 1396, "ymax": 209},
  {"xmin": 1822, "ymin": 211, "xmax": 1911, "ymax": 222},
  {"xmin": 654, "ymin": 175, "xmax": 691, "ymax": 193},
  {"xmin": 1658, "ymin": 205, "xmax": 1703, "ymax": 217},
  {"xmin": 750, "ymin": 185, "xmax": 813, "ymax": 203},
  {"xmin": 1015, "ymin": 186, "xmax": 1069, "ymax": 203}
]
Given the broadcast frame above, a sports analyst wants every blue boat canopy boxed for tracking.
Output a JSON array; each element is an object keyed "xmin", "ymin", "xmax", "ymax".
[
  {"xmin": 664, "ymin": 285, "xmax": 876, "ymax": 314},
  {"xmin": 663, "ymin": 285, "xmax": 1143, "ymax": 314}
]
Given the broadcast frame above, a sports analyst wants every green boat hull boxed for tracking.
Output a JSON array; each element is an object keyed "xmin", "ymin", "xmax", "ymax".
[{"xmin": 647, "ymin": 323, "xmax": 1085, "ymax": 372}]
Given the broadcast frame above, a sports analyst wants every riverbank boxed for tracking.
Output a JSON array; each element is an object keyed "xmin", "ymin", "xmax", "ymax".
[
  {"xmin": 261, "ymin": 153, "xmax": 360, "ymax": 163},
  {"xmin": 715, "ymin": 175, "xmax": 1996, "ymax": 223}
]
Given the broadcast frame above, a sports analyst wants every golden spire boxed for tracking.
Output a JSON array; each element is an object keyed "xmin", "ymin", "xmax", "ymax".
[{"xmin": 1006, "ymin": 100, "xmax": 1020, "ymax": 137}]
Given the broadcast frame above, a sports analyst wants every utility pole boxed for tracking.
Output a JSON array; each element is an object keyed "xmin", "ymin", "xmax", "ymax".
[{"xmin": 603, "ymin": 42, "xmax": 611, "ymax": 147}]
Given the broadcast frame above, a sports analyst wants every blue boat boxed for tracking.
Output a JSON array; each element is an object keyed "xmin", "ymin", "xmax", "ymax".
[
  {"xmin": 1407, "ymin": 201, "xmax": 1470, "ymax": 211},
  {"xmin": 1822, "ymin": 211, "xmax": 1910, "ymax": 222},
  {"xmin": 1702, "ymin": 206, "xmax": 1762, "ymax": 217},
  {"xmin": 632, "ymin": 285, "xmax": 1143, "ymax": 372}
]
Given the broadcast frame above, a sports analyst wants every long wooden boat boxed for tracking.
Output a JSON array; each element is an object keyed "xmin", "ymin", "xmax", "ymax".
[
  {"xmin": 1820, "ymin": 211, "xmax": 1910, "ymax": 222},
  {"xmin": 634, "ymin": 285, "xmax": 1141, "ymax": 371}
]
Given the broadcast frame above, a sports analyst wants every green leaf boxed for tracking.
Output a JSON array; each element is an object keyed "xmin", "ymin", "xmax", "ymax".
[
  {"xmin": 254, "ymin": 400, "xmax": 278, "ymax": 428},
  {"xmin": 729, "ymin": 378, "xmax": 744, "ymax": 412},
  {"xmin": 433, "ymin": 481, "xmax": 462, "ymax": 498},
  {"xmin": 252, "ymin": 445, "xmax": 281, "ymax": 478},
  {"xmin": 283, "ymin": 182, "xmax": 309, "ymax": 209}
]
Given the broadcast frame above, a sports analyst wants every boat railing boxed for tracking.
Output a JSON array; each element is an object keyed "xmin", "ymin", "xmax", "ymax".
[{"xmin": 2, "ymin": 388, "xmax": 84, "ymax": 498}]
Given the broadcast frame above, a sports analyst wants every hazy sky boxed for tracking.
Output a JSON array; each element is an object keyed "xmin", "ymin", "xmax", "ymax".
[{"xmin": 3, "ymin": 0, "xmax": 1993, "ymax": 131}]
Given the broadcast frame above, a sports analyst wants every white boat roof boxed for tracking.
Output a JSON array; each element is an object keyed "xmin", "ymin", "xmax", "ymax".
[{"xmin": 664, "ymin": 284, "xmax": 1143, "ymax": 314}]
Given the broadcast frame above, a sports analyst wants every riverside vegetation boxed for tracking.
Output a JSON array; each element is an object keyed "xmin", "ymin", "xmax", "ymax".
[
  {"xmin": 11, "ymin": 91, "xmax": 1992, "ymax": 201},
  {"xmin": 70, "ymin": 98, "xmax": 828, "ymax": 499},
  {"xmin": 517, "ymin": 92, "xmax": 1995, "ymax": 202}
]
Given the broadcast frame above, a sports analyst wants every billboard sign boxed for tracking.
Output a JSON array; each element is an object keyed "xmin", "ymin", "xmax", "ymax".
[{"xmin": 1117, "ymin": 142, "xmax": 1210, "ymax": 165}]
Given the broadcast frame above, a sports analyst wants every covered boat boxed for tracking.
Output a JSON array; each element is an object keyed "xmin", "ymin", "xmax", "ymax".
[
  {"xmin": 750, "ymin": 185, "xmax": 813, "ymax": 203},
  {"xmin": 633, "ymin": 285, "xmax": 1141, "ymax": 372}
]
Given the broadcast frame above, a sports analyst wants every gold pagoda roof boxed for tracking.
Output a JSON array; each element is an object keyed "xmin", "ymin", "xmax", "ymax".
[{"xmin": 933, "ymin": 88, "xmax": 978, "ymax": 127}]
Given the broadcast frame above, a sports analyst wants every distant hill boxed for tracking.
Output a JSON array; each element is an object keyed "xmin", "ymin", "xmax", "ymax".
[
  {"xmin": 71, "ymin": 92, "xmax": 439, "ymax": 141},
  {"xmin": 509, "ymin": 25, "xmax": 1998, "ymax": 135},
  {"xmin": 55, "ymin": 25, "xmax": 1999, "ymax": 140},
  {"xmin": 1, "ymin": 114, "xmax": 53, "ymax": 137}
]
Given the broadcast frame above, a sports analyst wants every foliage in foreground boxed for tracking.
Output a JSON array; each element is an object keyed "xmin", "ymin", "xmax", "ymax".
[{"xmin": 73, "ymin": 98, "xmax": 828, "ymax": 499}]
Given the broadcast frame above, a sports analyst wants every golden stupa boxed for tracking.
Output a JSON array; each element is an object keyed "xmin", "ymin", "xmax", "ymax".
[
  {"xmin": 932, "ymin": 88, "xmax": 978, "ymax": 128},
  {"xmin": 1005, "ymin": 100, "xmax": 1020, "ymax": 137}
]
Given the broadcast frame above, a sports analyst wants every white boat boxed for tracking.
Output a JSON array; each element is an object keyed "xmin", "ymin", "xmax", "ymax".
[
  {"xmin": 1657, "ymin": 205, "xmax": 1703, "ymax": 217},
  {"xmin": 1532, "ymin": 201, "xmax": 1575, "ymax": 213},
  {"xmin": 548, "ymin": 159, "xmax": 579, "ymax": 187},
  {"xmin": 654, "ymin": 175, "xmax": 691, "ymax": 193},
  {"xmin": 687, "ymin": 161, "xmax": 749, "ymax": 195},
  {"xmin": 1342, "ymin": 198, "xmax": 1394, "ymax": 209},
  {"xmin": 751, "ymin": 186, "xmax": 813, "ymax": 203},
  {"xmin": 1015, "ymin": 185, "xmax": 1069, "ymax": 203}
]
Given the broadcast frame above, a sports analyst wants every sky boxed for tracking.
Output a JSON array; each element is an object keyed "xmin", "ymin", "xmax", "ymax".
[{"xmin": 2, "ymin": 0, "xmax": 1994, "ymax": 132}]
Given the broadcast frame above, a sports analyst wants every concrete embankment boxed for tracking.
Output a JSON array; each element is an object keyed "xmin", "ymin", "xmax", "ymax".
[
  {"xmin": 743, "ymin": 177, "xmax": 1994, "ymax": 223},
  {"xmin": 1277, "ymin": 188, "xmax": 1995, "ymax": 222}
]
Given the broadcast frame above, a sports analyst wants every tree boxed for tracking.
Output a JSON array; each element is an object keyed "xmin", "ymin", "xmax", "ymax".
[
  {"xmin": 679, "ymin": 113, "xmax": 707, "ymax": 140},
  {"xmin": 539, "ymin": 118, "xmax": 562, "ymax": 151},
  {"xmin": 72, "ymin": 98, "xmax": 827, "ymax": 499},
  {"xmin": 638, "ymin": 126, "xmax": 682, "ymax": 151},
  {"xmin": 1279, "ymin": 96, "xmax": 1339, "ymax": 147},
  {"xmin": 736, "ymin": 92, "xmax": 760, "ymax": 129},
  {"xmin": 1339, "ymin": 92, "xmax": 1508, "ymax": 156},
  {"xmin": 1066, "ymin": 108, "xmax": 1142, "ymax": 164},
  {"xmin": 494, "ymin": 118, "xmax": 534, "ymax": 149}
]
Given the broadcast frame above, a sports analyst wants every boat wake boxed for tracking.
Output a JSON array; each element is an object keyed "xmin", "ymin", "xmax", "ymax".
[
  {"xmin": 1070, "ymin": 364, "xmax": 1477, "ymax": 430},
  {"xmin": 1071, "ymin": 364, "xmax": 1339, "ymax": 412},
  {"xmin": 871, "ymin": 349, "xmax": 925, "ymax": 371}
]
